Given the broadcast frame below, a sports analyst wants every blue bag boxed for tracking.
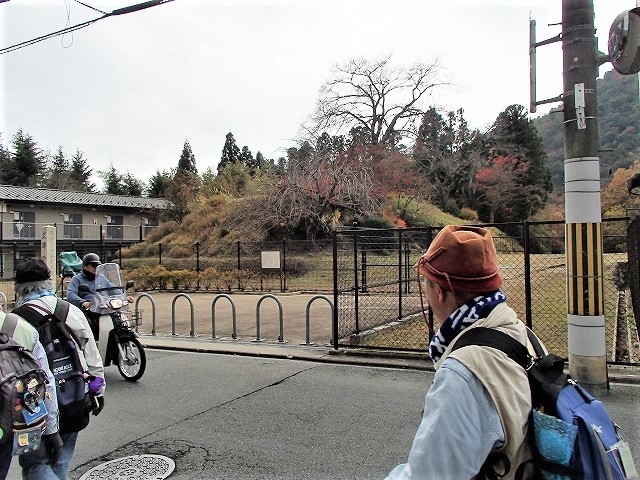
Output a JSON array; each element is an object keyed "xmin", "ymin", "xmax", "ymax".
[{"xmin": 453, "ymin": 327, "xmax": 636, "ymax": 480}]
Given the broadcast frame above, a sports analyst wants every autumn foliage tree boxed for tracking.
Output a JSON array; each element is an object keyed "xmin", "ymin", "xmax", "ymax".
[
  {"xmin": 473, "ymin": 155, "xmax": 537, "ymax": 223},
  {"xmin": 264, "ymin": 139, "xmax": 382, "ymax": 239}
]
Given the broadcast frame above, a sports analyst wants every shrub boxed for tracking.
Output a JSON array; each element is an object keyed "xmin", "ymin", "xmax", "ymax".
[
  {"xmin": 458, "ymin": 207, "xmax": 479, "ymax": 221},
  {"xmin": 170, "ymin": 269, "xmax": 197, "ymax": 289}
]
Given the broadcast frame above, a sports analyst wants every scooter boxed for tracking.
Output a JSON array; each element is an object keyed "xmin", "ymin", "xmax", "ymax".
[{"xmin": 78, "ymin": 262, "xmax": 146, "ymax": 382}]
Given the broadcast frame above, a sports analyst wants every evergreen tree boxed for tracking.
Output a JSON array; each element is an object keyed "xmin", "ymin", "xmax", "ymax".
[
  {"xmin": 50, "ymin": 146, "xmax": 69, "ymax": 173},
  {"xmin": 100, "ymin": 164, "xmax": 126, "ymax": 195},
  {"xmin": 70, "ymin": 150, "xmax": 96, "ymax": 192},
  {"xmin": 239, "ymin": 146, "xmax": 254, "ymax": 168},
  {"xmin": 254, "ymin": 151, "xmax": 265, "ymax": 170},
  {"xmin": 485, "ymin": 104, "xmax": 552, "ymax": 221},
  {"xmin": 177, "ymin": 138, "xmax": 197, "ymax": 174},
  {"xmin": 0, "ymin": 134, "xmax": 12, "ymax": 183},
  {"xmin": 147, "ymin": 169, "xmax": 173, "ymax": 198},
  {"xmin": 413, "ymin": 107, "xmax": 480, "ymax": 213},
  {"xmin": 7, "ymin": 129, "xmax": 43, "ymax": 186},
  {"xmin": 45, "ymin": 146, "xmax": 74, "ymax": 189},
  {"xmin": 123, "ymin": 172, "xmax": 145, "ymax": 196},
  {"xmin": 219, "ymin": 132, "xmax": 241, "ymax": 171}
]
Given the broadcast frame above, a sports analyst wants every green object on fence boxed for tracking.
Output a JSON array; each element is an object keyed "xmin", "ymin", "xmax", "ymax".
[{"xmin": 59, "ymin": 251, "xmax": 82, "ymax": 275}]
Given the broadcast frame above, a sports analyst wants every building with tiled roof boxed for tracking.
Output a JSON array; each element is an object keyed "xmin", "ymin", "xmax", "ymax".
[{"xmin": 0, "ymin": 185, "xmax": 169, "ymax": 277}]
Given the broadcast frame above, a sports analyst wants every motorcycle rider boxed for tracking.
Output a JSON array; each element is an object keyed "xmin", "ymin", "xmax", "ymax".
[{"xmin": 67, "ymin": 253, "xmax": 133, "ymax": 340}]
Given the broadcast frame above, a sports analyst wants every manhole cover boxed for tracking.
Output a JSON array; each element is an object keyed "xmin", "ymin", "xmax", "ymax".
[{"xmin": 79, "ymin": 454, "xmax": 175, "ymax": 479}]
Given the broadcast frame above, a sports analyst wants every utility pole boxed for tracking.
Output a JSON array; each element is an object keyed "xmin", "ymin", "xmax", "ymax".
[{"xmin": 561, "ymin": 0, "xmax": 606, "ymax": 390}]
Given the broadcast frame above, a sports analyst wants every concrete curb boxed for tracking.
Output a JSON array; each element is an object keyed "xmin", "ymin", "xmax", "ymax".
[{"xmin": 139, "ymin": 335, "xmax": 640, "ymax": 384}]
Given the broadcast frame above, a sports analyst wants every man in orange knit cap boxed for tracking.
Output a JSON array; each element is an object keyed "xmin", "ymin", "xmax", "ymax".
[{"xmin": 385, "ymin": 225, "xmax": 534, "ymax": 480}]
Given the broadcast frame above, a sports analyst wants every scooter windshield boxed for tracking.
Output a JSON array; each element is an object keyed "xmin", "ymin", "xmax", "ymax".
[{"xmin": 94, "ymin": 263, "xmax": 126, "ymax": 302}]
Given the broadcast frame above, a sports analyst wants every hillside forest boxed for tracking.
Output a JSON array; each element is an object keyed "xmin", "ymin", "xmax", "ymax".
[{"xmin": 0, "ymin": 58, "xmax": 639, "ymax": 257}]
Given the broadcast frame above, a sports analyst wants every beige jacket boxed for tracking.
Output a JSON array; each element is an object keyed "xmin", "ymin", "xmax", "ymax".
[{"xmin": 436, "ymin": 302, "xmax": 534, "ymax": 480}]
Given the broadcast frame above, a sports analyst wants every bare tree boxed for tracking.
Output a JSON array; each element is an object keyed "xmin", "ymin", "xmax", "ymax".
[
  {"xmin": 308, "ymin": 56, "xmax": 447, "ymax": 147},
  {"xmin": 264, "ymin": 141, "xmax": 382, "ymax": 240}
]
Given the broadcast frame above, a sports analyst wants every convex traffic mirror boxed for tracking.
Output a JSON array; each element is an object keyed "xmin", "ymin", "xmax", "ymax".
[{"xmin": 609, "ymin": 7, "xmax": 640, "ymax": 75}]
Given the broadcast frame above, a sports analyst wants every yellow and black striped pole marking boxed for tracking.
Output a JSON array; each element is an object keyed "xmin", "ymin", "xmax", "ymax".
[{"xmin": 566, "ymin": 222, "xmax": 604, "ymax": 316}]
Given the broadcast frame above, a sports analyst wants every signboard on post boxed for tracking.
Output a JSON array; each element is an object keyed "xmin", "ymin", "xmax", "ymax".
[
  {"xmin": 261, "ymin": 250, "xmax": 283, "ymax": 291},
  {"xmin": 261, "ymin": 251, "xmax": 281, "ymax": 270}
]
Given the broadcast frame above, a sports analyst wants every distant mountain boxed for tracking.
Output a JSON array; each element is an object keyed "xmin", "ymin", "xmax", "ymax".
[{"xmin": 532, "ymin": 70, "xmax": 640, "ymax": 192}]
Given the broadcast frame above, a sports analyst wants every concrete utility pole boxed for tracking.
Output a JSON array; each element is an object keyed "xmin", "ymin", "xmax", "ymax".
[{"xmin": 561, "ymin": 0, "xmax": 607, "ymax": 389}]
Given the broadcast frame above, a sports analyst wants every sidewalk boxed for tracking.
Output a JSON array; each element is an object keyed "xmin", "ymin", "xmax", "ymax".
[{"xmin": 139, "ymin": 334, "xmax": 640, "ymax": 384}]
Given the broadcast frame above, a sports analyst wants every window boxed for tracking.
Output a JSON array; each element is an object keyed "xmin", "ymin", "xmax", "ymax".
[
  {"xmin": 143, "ymin": 216, "xmax": 159, "ymax": 238},
  {"xmin": 13, "ymin": 211, "xmax": 35, "ymax": 239},
  {"xmin": 106, "ymin": 215, "xmax": 123, "ymax": 239},
  {"xmin": 63, "ymin": 213, "xmax": 83, "ymax": 239}
]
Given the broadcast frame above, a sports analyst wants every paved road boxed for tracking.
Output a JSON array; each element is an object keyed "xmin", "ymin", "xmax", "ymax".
[{"xmin": 7, "ymin": 346, "xmax": 640, "ymax": 480}]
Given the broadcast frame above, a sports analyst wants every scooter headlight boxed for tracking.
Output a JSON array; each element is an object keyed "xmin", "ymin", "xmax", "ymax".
[{"xmin": 109, "ymin": 298, "xmax": 123, "ymax": 309}]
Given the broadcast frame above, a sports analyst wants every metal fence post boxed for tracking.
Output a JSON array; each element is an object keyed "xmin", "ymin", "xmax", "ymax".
[
  {"xmin": 398, "ymin": 229, "xmax": 403, "ymax": 321},
  {"xmin": 158, "ymin": 242, "xmax": 162, "ymax": 265},
  {"xmin": 361, "ymin": 249, "xmax": 367, "ymax": 293},
  {"xmin": 352, "ymin": 223, "xmax": 360, "ymax": 334},
  {"xmin": 523, "ymin": 221, "xmax": 533, "ymax": 329},
  {"xmin": 237, "ymin": 240, "xmax": 241, "ymax": 290},
  {"xmin": 195, "ymin": 241, "xmax": 200, "ymax": 290},
  {"xmin": 332, "ymin": 229, "xmax": 339, "ymax": 350},
  {"xmin": 282, "ymin": 238, "xmax": 287, "ymax": 292}
]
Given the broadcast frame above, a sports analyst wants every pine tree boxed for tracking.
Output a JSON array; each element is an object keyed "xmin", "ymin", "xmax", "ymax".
[
  {"xmin": 487, "ymin": 104, "xmax": 552, "ymax": 220},
  {"xmin": 100, "ymin": 164, "xmax": 126, "ymax": 195},
  {"xmin": 219, "ymin": 132, "xmax": 241, "ymax": 171},
  {"xmin": 45, "ymin": 146, "xmax": 74, "ymax": 189},
  {"xmin": 177, "ymin": 139, "xmax": 197, "ymax": 174},
  {"xmin": 7, "ymin": 129, "xmax": 43, "ymax": 186},
  {"xmin": 147, "ymin": 169, "xmax": 173, "ymax": 198},
  {"xmin": 239, "ymin": 145, "xmax": 254, "ymax": 168},
  {"xmin": 70, "ymin": 150, "xmax": 96, "ymax": 192},
  {"xmin": 123, "ymin": 172, "xmax": 145, "ymax": 196}
]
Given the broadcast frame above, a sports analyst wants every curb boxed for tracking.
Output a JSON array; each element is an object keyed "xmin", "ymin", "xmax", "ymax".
[{"xmin": 139, "ymin": 335, "xmax": 640, "ymax": 384}]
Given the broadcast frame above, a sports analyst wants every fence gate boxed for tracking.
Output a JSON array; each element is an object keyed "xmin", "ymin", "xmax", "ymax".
[{"xmin": 333, "ymin": 226, "xmax": 434, "ymax": 351}]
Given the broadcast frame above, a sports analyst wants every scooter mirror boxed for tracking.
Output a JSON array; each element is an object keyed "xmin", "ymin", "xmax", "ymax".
[{"xmin": 126, "ymin": 280, "xmax": 134, "ymax": 289}]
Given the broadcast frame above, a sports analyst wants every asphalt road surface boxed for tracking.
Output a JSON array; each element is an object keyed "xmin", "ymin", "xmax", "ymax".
[{"xmin": 7, "ymin": 347, "xmax": 639, "ymax": 480}]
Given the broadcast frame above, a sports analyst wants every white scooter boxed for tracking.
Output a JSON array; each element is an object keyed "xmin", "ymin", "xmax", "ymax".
[{"xmin": 78, "ymin": 262, "xmax": 146, "ymax": 382}]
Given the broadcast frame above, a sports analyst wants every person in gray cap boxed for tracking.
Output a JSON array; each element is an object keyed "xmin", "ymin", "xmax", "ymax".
[
  {"xmin": 13, "ymin": 257, "xmax": 105, "ymax": 480},
  {"xmin": 0, "ymin": 304, "xmax": 62, "ymax": 480}
]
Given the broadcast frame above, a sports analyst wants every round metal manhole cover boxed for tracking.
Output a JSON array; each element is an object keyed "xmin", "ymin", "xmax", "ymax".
[{"xmin": 79, "ymin": 454, "xmax": 175, "ymax": 480}]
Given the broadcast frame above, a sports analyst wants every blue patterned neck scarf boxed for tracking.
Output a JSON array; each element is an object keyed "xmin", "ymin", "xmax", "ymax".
[
  {"xmin": 429, "ymin": 289, "xmax": 507, "ymax": 363},
  {"xmin": 19, "ymin": 289, "xmax": 57, "ymax": 307}
]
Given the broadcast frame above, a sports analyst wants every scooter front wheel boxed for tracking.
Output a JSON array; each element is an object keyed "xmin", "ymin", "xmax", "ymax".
[{"xmin": 117, "ymin": 338, "xmax": 146, "ymax": 382}]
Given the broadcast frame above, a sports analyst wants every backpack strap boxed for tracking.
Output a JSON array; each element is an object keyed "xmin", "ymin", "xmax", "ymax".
[
  {"xmin": 451, "ymin": 327, "xmax": 533, "ymax": 370},
  {"xmin": 13, "ymin": 300, "xmax": 81, "ymax": 347},
  {"xmin": 0, "ymin": 312, "xmax": 19, "ymax": 337}
]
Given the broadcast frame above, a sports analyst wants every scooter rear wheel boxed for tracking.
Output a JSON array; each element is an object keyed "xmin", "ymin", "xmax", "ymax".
[{"xmin": 117, "ymin": 338, "xmax": 146, "ymax": 382}]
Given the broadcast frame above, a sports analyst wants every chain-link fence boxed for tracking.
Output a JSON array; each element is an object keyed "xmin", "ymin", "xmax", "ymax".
[{"xmin": 334, "ymin": 219, "xmax": 639, "ymax": 365}]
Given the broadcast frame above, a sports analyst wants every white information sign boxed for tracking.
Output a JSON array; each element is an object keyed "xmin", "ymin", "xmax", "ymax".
[{"xmin": 261, "ymin": 251, "xmax": 281, "ymax": 269}]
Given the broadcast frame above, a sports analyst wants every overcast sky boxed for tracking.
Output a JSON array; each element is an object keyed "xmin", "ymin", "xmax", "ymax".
[{"xmin": 0, "ymin": 0, "xmax": 635, "ymax": 190}]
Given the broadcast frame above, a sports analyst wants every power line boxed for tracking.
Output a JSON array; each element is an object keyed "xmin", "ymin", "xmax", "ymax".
[{"xmin": 0, "ymin": 0, "xmax": 175, "ymax": 55}]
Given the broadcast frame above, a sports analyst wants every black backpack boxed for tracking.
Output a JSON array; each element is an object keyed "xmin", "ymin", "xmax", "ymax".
[
  {"xmin": 0, "ymin": 313, "xmax": 48, "ymax": 455},
  {"xmin": 13, "ymin": 299, "xmax": 90, "ymax": 435},
  {"xmin": 453, "ymin": 327, "xmax": 635, "ymax": 480}
]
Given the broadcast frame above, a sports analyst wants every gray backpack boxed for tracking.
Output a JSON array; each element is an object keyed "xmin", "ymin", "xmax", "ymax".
[{"xmin": 0, "ymin": 313, "xmax": 48, "ymax": 455}]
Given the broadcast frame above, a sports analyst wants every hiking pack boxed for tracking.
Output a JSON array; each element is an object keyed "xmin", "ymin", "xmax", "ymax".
[
  {"xmin": 0, "ymin": 313, "xmax": 49, "ymax": 455},
  {"xmin": 13, "ymin": 299, "xmax": 91, "ymax": 435},
  {"xmin": 453, "ymin": 327, "xmax": 638, "ymax": 480}
]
